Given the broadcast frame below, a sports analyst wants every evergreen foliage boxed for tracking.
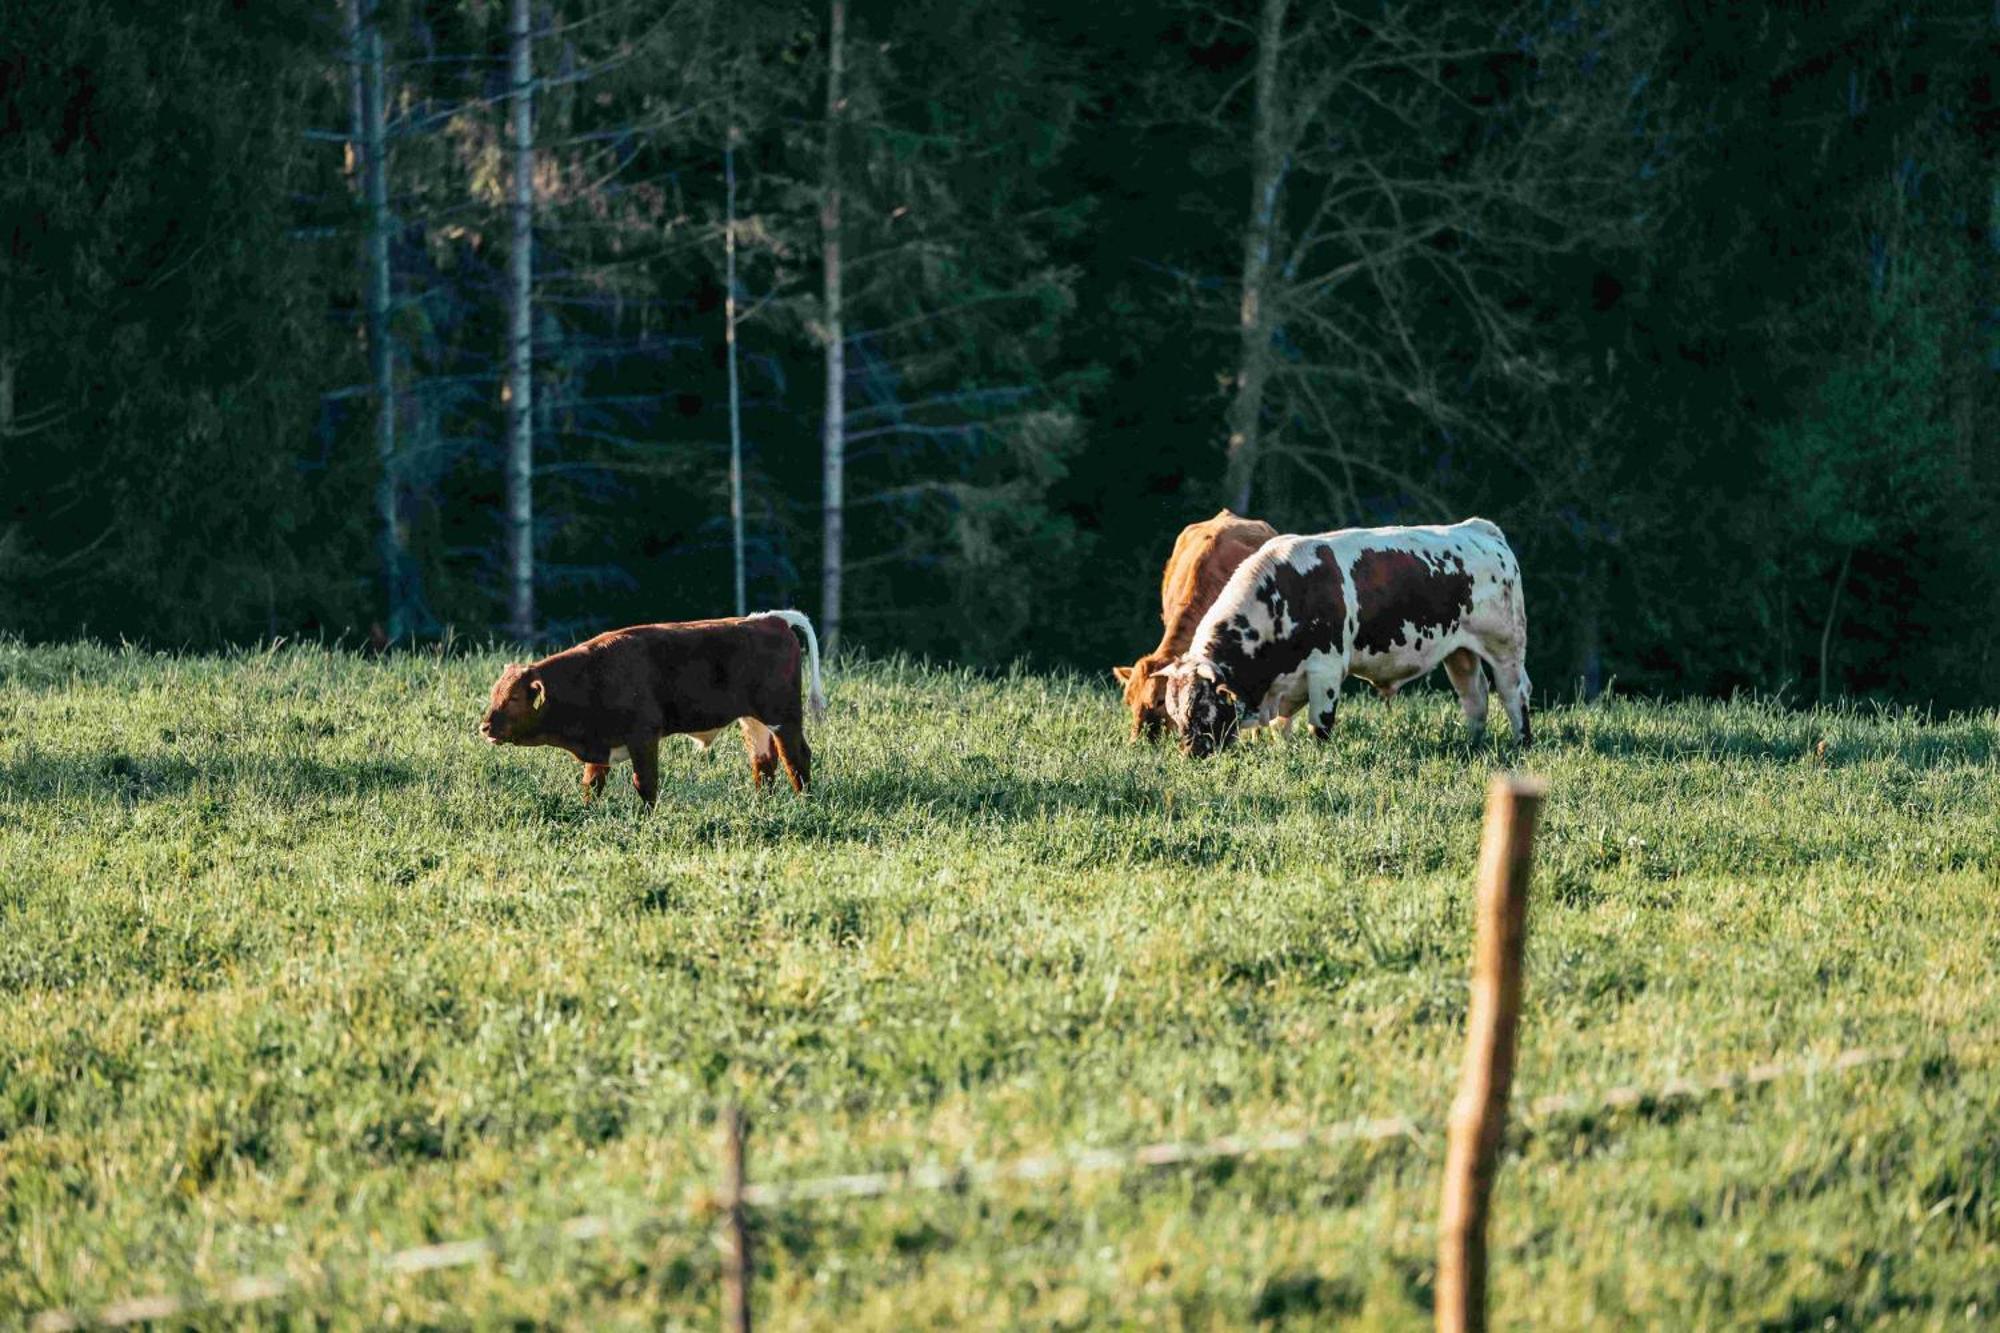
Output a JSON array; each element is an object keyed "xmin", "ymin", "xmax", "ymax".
[{"xmin": 1, "ymin": 0, "xmax": 1994, "ymax": 703}]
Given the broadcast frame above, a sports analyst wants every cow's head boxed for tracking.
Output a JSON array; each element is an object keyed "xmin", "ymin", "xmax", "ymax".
[
  {"xmin": 1112, "ymin": 652, "xmax": 1174, "ymax": 740},
  {"xmin": 1153, "ymin": 659, "xmax": 1240, "ymax": 758},
  {"xmin": 479, "ymin": 663, "xmax": 548, "ymax": 745}
]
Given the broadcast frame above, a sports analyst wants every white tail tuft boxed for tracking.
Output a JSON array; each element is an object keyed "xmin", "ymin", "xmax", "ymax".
[{"xmin": 759, "ymin": 610, "xmax": 826, "ymax": 721}]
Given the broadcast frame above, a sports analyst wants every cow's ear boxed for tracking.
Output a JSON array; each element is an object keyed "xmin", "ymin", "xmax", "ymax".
[
  {"xmin": 1216, "ymin": 682, "xmax": 1239, "ymax": 703},
  {"xmin": 529, "ymin": 678, "xmax": 548, "ymax": 710},
  {"xmin": 1112, "ymin": 665, "xmax": 1133, "ymax": 685},
  {"xmin": 1148, "ymin": 662, "xmax": 1186, "ymax": 681}
]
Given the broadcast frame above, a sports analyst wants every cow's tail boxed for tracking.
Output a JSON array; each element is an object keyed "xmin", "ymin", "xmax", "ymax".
[{"xmin": 762, "ymin": 610, "xmax": 826, "ymax": 721}]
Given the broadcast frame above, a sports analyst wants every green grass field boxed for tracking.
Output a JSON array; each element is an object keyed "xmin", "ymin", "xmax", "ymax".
[{"xmin": 3, "ymin": 640, "xmax": 1997, "ymax": 1329}]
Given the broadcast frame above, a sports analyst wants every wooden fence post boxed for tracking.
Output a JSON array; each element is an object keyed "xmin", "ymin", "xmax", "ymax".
[
  {"xmin": 721, "ymin": 1105, "xmax": 752, "ymax": 1333},
  {"xmin": 1436, "ymin": 774, "xmax": 1545, "ymax": 1333}
]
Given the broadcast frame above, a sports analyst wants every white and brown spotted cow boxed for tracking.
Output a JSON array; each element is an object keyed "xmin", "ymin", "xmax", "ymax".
[{"xmin": 1155, "ymin": 519, "xmax": 1529, "ymax": 757}]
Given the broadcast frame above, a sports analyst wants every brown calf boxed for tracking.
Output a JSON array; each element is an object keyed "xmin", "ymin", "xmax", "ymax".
[
  {"xmin": 1113, "ymin": 509, "xmax": 1278, "ymax": 738},
  {"xmin": 479, "ymin": 611, "xmax": 826, "ymax": 805}
]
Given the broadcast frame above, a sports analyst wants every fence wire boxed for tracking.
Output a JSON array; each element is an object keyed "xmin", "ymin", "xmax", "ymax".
[{"xmin": 27, "ymin": 1038, "xmax": 1979, "ymax": 1331}]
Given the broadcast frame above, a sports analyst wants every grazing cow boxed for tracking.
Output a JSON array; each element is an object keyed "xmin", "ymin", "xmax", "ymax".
[
  {"xmin": 478, "ymin": 610, "xmax": 826, "ymax": 804},
  {"xmin": 1113, "ymin": 509, "xmax": 1279, "ymax": 739},
  {"xmin": 1155, "ymin": 519, "xmax": 1530, "ymax": 757}
]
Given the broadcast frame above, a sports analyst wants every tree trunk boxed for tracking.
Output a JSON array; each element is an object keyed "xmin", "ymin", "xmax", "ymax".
[
  {"xmin": 726, "ymin": 129, "xmax": 746, "ymax": 618},
  {"xmin": 1818, "ymin": 546, "xmax": 1854, "ymax": 708},
  {"xmin": 820, "ymin": 0, "xmax": 847, "ymax": 655},
  {"xmin": 356, "ymin": 0, "xmax": 404, "ymax": 638},
  {"xmin": 0, "ymin": 275, "xmax": 12, "ymax": 441},
  {"xmin": 1572, "ymin": 555, "xmax": 1604, "ymax": 702},
  {"xmin": 504, "ymin": 0, "xmax": 536, "ymax": 641},
  {"xmin": 1221, "ymin": 0, "xmax": 1287, "ymax": 515},
  {"xmin": 0, "ymin": 347, "xmax": 15, "ymax": 440},
  {"xmin": 340, "ymin": 0, "xmax": 364, "ymax": 181},
  {"xmin": 1777, "ymin": 566, "xmax": 1793, "ymax": 692}
]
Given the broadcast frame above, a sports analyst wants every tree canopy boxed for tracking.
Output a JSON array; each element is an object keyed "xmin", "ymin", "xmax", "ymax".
[{"xmin": 2, "ymin": 0, "xmax": 1994, "ymax": 705}]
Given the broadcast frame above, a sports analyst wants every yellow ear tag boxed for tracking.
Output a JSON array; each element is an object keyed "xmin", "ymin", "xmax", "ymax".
[{"xmin": 530, "ymin": 680, "xmax": 547, "ymax": 710}]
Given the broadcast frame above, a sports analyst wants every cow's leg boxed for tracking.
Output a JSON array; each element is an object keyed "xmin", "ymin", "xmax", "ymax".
[
  {"xmin": 768, "ymin": 717, "xmax": 812, "ymax": 793},
  {"xmin": 1442, "ymin": 648, "xmax": 1490, "ymax": 742},
  {"xmin": 1245, "ymin": 710, "xmax": 1295, "ymax": 742},
  {"xmin": 1304, "ymin": 664, "xmax": 1344, "ymax": 742},
  {"xmin": 580, "ymin": 762, "xmax": 611, "ymax": 802},
  {"xmin": 740, "ymin": 718, "xmax": 781, "ymax": 790},
  {"xmin": 1247, "ymin": 675, "xmax": 1308, "ymax": 741},
  {"xmin": 1490, "ymin": 657, "xmax": 1533, "ymax": 747},
  {"xmin": 626, "ymin": 735, "xmax": 662, "ymax": 806}
]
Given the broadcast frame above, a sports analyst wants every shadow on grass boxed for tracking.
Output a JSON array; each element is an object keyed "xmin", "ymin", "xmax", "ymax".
[
  {"xmin": 0, "ymin": 747, "xmax": 420, "ymax": 804},
  {"xmin": 1251, "ymin": 1272, "xmax": 1364, "ymax": 1323},
  {"xmin": 1546, "ymin": 708, "xmax": 1997, "ymax": 767},
  {"xmin": 820, "ymin": 750, "xmax": 1329, "ymax": 823},
  {"xmin": 531, "ymin": 731, "xmax": 1511, "ymax": 874}
]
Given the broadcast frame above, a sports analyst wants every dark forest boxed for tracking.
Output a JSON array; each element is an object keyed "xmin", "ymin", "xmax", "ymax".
[{"xmin": 4, "ymin": 0, "xmax": 1995, "ymax": 705}]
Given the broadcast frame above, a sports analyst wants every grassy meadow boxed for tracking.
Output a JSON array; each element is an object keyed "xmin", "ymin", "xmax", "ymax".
[{"xmin": 2, "ymin": 639, "xmax": 1998, "ymax": 1329}]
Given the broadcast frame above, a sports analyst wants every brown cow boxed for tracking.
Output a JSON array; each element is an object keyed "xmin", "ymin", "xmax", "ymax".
[
  {"xmin": 1113, "ymin": 509, "xmax": 1278, "ymax": 738},
  {"xmin": 478, "ymin": 610, "xmax": 826, "ymax": 805}
]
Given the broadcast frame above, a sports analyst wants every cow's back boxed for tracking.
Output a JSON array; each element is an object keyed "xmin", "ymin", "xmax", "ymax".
[
  {"xmin": 1191, "ymin": 518, "xmax": 1524, "ymax": 699},
  {"xmin": 1157, "ymin": 510, "xmax": 1279, "ymax": 647},
  {"xmin": 548, "ymin": 616, "xmax": 802, "ymax": 735},
  {"xmin": 1341, "ymin": 518, "xmax": 1522, "ymax": 651},
  {"xmin": 639, "ymin": 618, "xmax": 801, "ymax": 728}
]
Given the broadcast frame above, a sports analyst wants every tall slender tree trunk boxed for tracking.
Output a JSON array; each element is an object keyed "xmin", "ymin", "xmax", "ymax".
[
  {"xmin": 0, "ymin": 261, "xmax": 10, "ymax": 441},
  {"xmin": 0, "ymin": 346, "xmax": 15, "ymax": 441},
  {"xmin": 1222, "ymin": 0, "xmax": 1287, "ymax": 516},
  {"xmin": 1572, "ymin": 553, "xmax": 1604, "ymax": 701},
  {"xmin": 341, "ymin": 1, "xmax": 364, "ymax": 181},
  {"xmin": 0, "ymin": 278, "xmax": 12, "ymax": 443},
  {"xmin": 820, "ymin": 0, "xmax": 847, "ymax": 654},
  {"xmin": 725, "ymin": 128, "xmax": 746, "ymax": 618},
  {"xmin": 355, "ymin": 0, "xmax": 404, "ymax": 638},
  {"xmin": 1818, "ymin": 546, "xmax": 1854, "ymax": 708},
  {"xmin": 504, "ymin": 0, "xmax": 536, "ymax": 640}
]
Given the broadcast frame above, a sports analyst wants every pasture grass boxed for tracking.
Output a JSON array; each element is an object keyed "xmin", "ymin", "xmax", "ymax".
[{"xmin": 2, "ymin": 639, "xmax": 1997, "ymax": 1329}]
